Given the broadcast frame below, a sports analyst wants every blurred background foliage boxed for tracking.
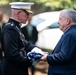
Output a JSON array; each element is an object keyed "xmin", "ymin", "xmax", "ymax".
[
  {"xmin": 0, "ymin": 0, "xmax": 76, "ymax": 22},
  {"xmin": 0, "ymin": 0, "xmax": 76, "ymax": 10}
]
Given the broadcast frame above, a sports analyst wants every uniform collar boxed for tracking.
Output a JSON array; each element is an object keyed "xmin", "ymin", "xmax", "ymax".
[{"xmin": 8, "ymin": 18, "xmax": 21, "ymax": 28}]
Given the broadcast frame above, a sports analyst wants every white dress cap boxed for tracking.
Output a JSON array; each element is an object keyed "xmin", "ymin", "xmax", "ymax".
[{"xmin": 9, "ymin": 2, "xmax": 34, "ymax": 13}]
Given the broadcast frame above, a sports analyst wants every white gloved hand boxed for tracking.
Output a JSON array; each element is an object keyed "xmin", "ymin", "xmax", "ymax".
[{"xmin": 31, "ymin": 47, "xmax": 44, "ymax": 55}]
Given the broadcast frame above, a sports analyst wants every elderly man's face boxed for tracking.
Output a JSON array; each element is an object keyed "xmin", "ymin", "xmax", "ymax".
[
  {"xmin": 18, "ymin": 10, "xmax": 29, "ymax": 24},
  {"xmin": 58, "ymin": 12, "xmax": 69, "ymax": 32}
]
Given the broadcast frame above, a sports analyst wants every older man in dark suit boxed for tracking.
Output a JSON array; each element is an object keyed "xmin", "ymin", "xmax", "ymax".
[{"xmin": 41, "ymin": 9, "xmax": 76, "ymax": 75}]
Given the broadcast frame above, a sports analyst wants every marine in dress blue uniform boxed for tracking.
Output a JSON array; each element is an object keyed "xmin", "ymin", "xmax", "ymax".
[{"xmin": 1, "ymin": 2, "xmax": 43, "ymax": 75}]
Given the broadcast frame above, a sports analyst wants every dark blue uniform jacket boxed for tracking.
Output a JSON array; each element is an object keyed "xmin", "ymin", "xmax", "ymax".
[
  {"xmin": 1, "ymin": 18, "xmax": 36, "ymax": 75},
  {"xmin": 47, "ymin": 25, "xmax": 76, "ymax": 75}
]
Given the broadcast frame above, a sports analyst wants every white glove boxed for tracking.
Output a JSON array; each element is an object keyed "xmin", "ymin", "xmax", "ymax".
[{"xmin": 31, "ymin": 47, "xmax": 44, "ymax": 54}]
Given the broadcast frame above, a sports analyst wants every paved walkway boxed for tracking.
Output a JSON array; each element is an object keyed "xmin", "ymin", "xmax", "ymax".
[{"xmin": 28, "ymin": 61, "xmax": 48, "ymax": 75}]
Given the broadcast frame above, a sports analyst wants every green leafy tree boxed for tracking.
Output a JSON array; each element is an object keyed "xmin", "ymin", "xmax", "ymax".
[{"xmin": 0, "ymin": 0, "xmax": 76, "ymax": 10}]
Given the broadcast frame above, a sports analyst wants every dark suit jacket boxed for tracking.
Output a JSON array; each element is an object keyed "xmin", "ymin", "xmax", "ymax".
[
  {"xmin": 1, "ymin": 18, "xmax": 36, "ymax": 75},
  {"xmin": 22, "ymin": 25, "xmax": 38, "ymax": 44},
  {"xmin": 0, "ymin": 22, "xmax": 5, "ymax": 60},
  {"xmin": 0, "ymin": 22, "xmax": 5, "ymax": 75},
  {"xmin": 47, "ymin": 25, "xmax": 76, "ymax": 75}
]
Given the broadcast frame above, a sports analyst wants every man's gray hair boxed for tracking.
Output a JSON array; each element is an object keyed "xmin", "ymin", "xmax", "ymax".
[{"xmin": 61, "ymin": 9, "xmax": 76, "ymax": 23}]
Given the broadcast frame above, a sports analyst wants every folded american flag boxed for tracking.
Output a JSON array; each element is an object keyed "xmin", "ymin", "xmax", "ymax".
[{"xmin": 27, "ymin": 52, "xmax": 43, "ymax": 65}]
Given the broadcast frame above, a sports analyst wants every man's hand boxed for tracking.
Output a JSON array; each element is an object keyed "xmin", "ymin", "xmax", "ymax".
[
  {"xmin": 31, "ymin": 47, "xmax": 44, "ymax": 54},
  {"xmin": 40, "ymin": 53, "xmax": 48, "ymax": 61}
]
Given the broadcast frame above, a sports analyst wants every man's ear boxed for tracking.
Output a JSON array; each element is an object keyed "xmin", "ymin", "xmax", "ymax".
[{"xmin": 66, "ymin": 18, "xmax": 71, "ymax": 25}]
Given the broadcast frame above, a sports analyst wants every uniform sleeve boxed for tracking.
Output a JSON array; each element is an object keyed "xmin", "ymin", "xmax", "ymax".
[
  {"xmin": 3, "ymin": 28, "xmax": 31, "ymax": 67},
  {"xmin": 47, "ymin": 34, "xmax": 76, "ymax": 65}
]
